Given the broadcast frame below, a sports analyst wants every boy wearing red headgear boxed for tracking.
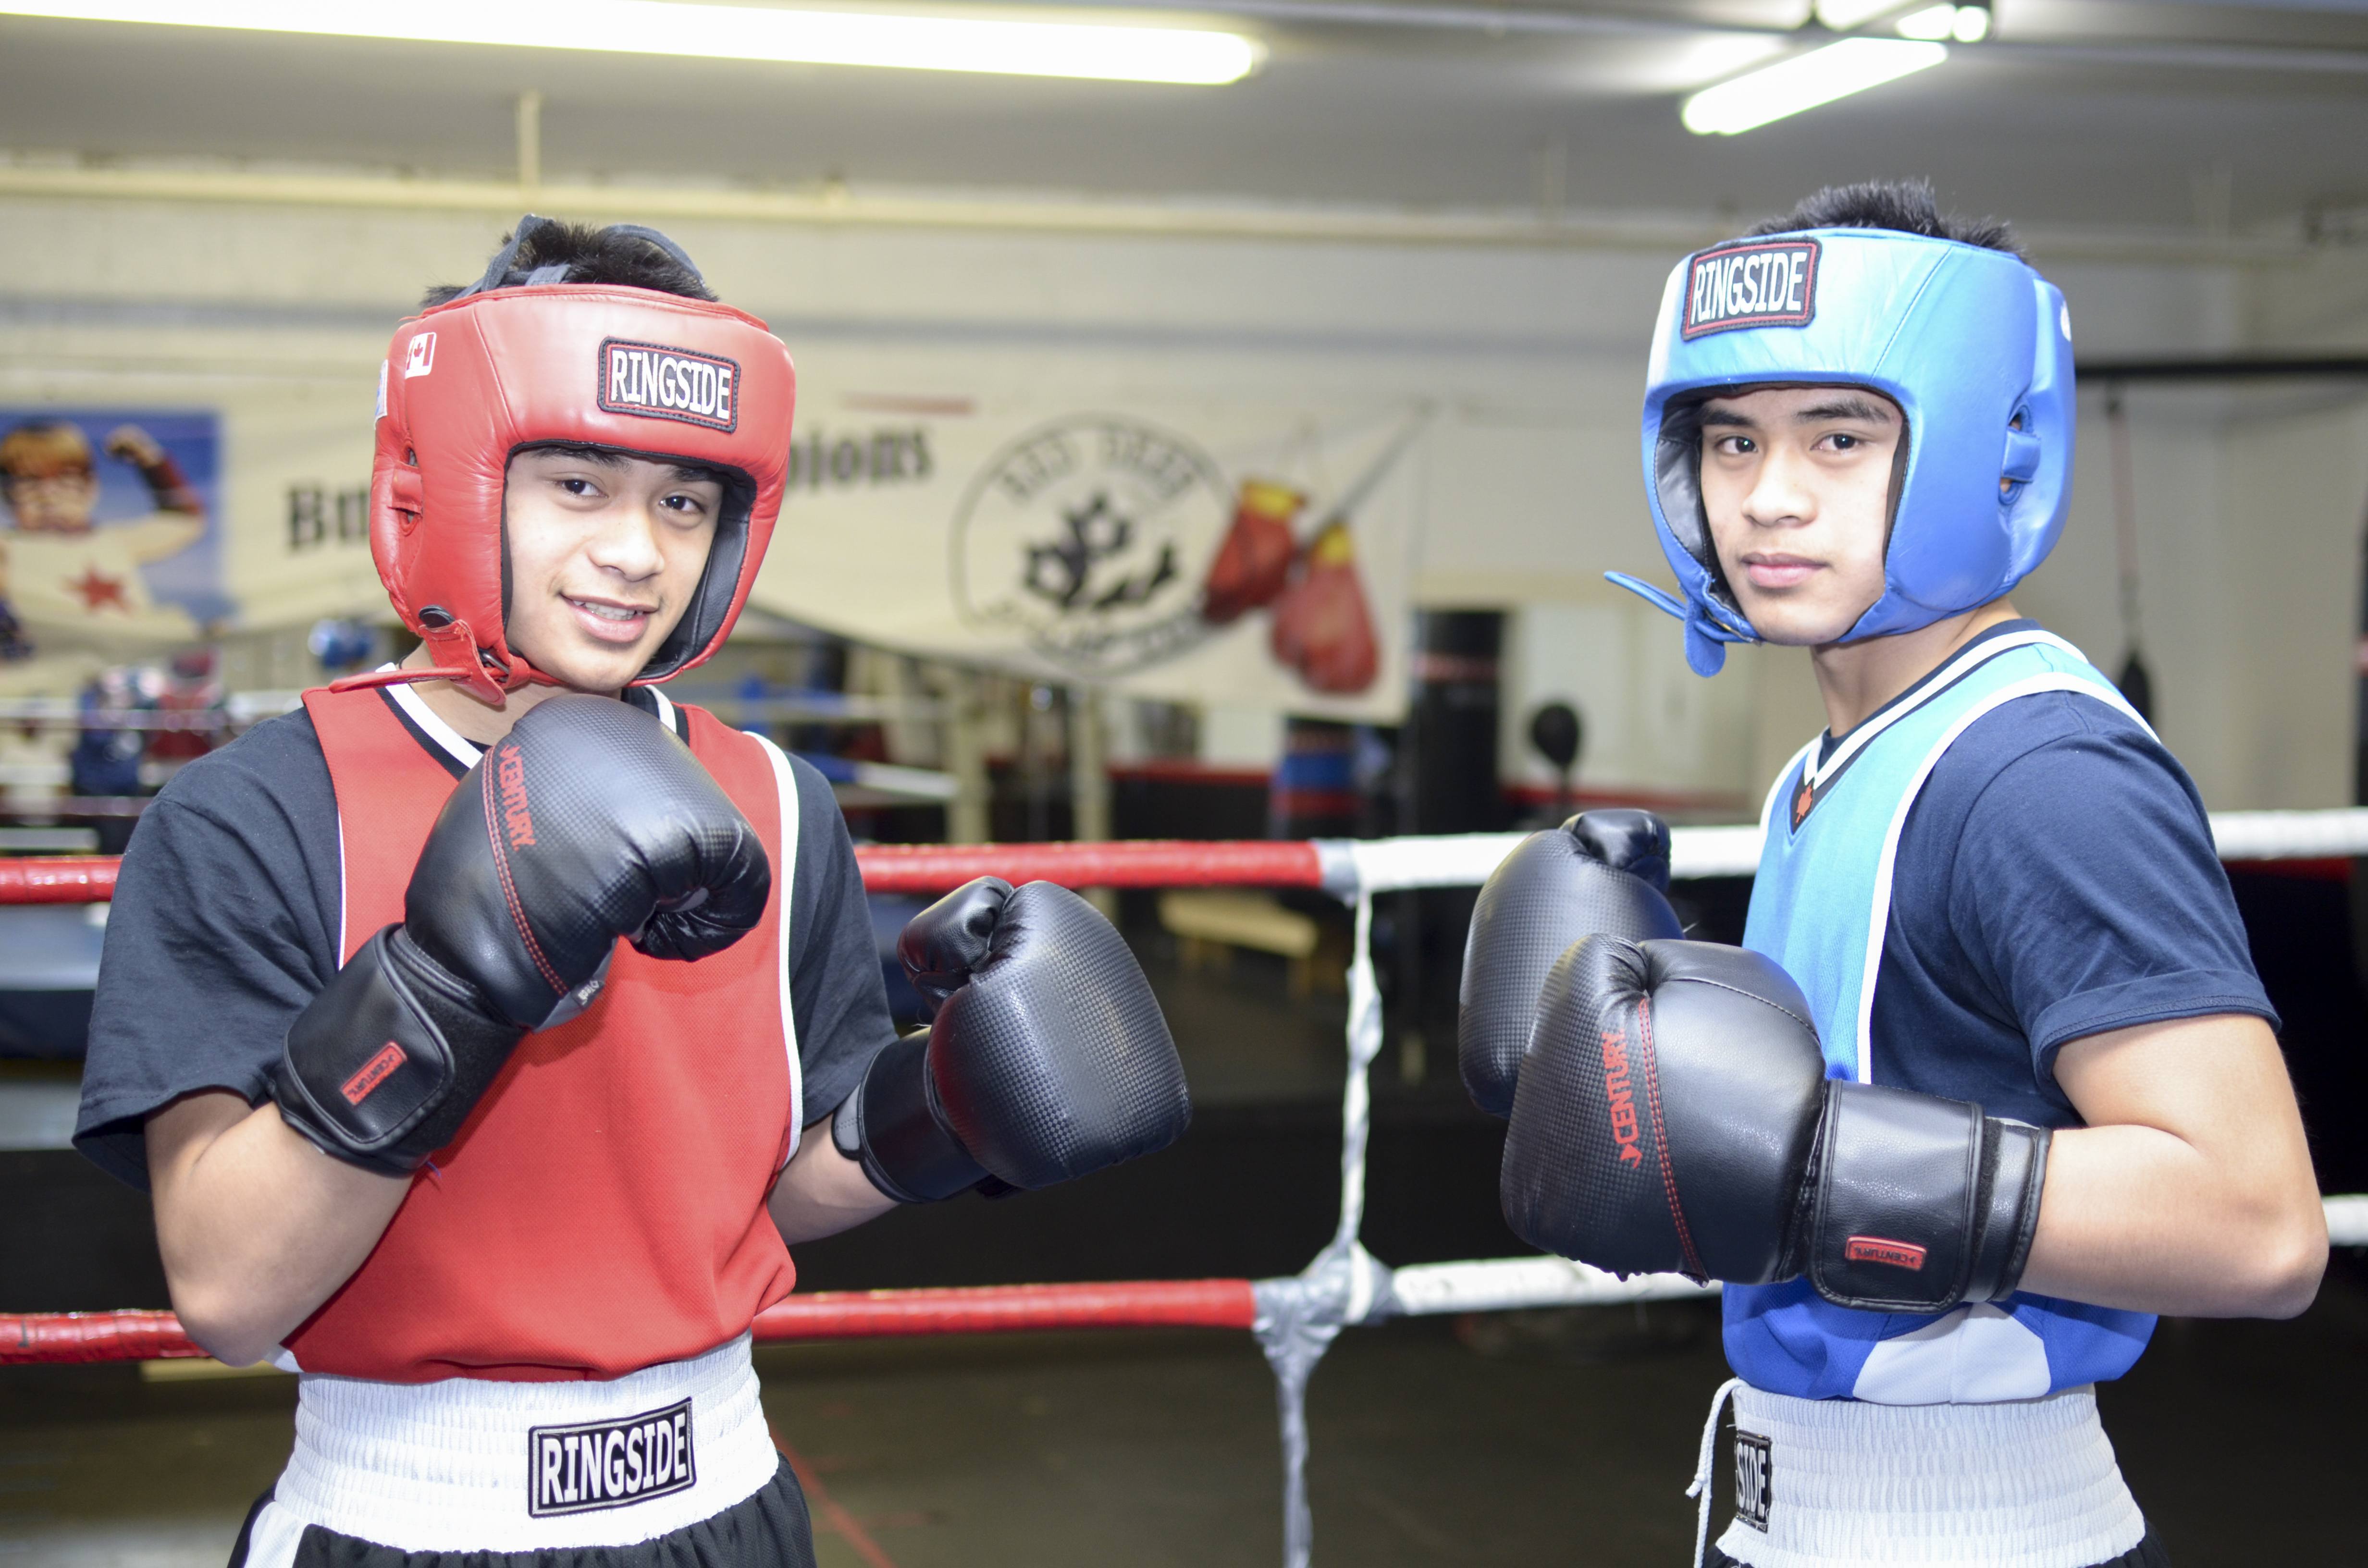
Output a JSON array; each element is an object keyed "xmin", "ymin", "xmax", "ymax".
[{"xmin": 75, "ymin": 219, "xmax": 1191, "ymax": 1568}]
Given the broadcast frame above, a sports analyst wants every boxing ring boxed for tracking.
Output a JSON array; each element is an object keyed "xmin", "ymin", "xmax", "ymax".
[{"xmin": 7, "ymin": 812, "xmax": 2368, "ymax": 1567}]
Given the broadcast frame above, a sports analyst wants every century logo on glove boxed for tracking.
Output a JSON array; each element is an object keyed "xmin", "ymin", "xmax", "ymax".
[
  {"xmin": 599, "ymin": 338, "xmax": 739, "ymax": 432},
  {"xmin": 1844, "ymin": 1236, "xmax": 1929, "ymax": 1272},
  {"xmin": 1599, "ymin": 1026, "xmax": 1644, "ymax": 1168},
  {"xmin": 340, "ymin": 1042, "xmax": 408, "ymax": 1107},
  {"xmin": 493, "ymin": 745, "xmax": 537, "ymax": 851},
  {"xmin": 1683, "ymin": 239, "xmax": 1819, "ymax": 339}
]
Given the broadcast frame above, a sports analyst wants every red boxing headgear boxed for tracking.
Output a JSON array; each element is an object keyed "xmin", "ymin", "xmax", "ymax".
[{"xmin": 370, "ymin": 250, "xmax": 794, "ymax": 702}]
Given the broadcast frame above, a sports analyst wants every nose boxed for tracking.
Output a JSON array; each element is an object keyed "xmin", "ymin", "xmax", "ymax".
[
  {"xmin": 582, "ymin": 501, "xmax": 666, "ymax": 581},
  {"xmin": 1740, "ymin": 442, "xmax": 1817, "ymax": 530}
]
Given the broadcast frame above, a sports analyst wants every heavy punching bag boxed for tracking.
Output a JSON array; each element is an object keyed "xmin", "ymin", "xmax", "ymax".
[{"xmin": 1394, "ymin": 611, "xmax": 1505, "ymax": 1078}]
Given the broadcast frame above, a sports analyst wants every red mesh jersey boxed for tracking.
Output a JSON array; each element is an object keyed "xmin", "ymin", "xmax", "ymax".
[{"xmin": 284, "ymin": 685, "xmax": 800, "ymax": 1382}]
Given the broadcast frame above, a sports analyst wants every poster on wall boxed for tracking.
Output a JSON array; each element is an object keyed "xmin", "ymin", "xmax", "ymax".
[
  {"xmin": 0, "ymin": 408, "xmax": 227, "ymax": 696},
  {"xmin": 758, "ymin": 401, "xmax": 1428, "ymax": 723}
]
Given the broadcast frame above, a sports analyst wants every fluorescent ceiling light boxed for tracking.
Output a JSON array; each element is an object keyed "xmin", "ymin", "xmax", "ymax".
[
  {"xmin": 0, "ymin": 0, "xmax": 1264, "ymax": 86},
  {"xmin": 1813, "ymin": 0, "xmax": 1903, "ymax": 27},
  {"xmin": 1682, "ymin": 37, "xmax": 1948, "ymax": 135},
  {"xmin": 1893, "ymin": 3, "xmax": 1957, "ymax": 38},
  {"xmin": 1896, "ymin": 2, "xmax": 1987, "ymax": 42}
]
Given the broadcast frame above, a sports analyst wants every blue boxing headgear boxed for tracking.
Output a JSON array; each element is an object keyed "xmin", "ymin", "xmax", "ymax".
[{"xmin": 1608, "ymin": 227, "xmax": 2074, "ymax": 676}]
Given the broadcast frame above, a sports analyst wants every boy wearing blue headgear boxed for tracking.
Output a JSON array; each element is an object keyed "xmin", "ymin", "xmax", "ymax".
[{"xmin": 1459, "ymin": 183, "xmax": 2325, "ymax": 1566}]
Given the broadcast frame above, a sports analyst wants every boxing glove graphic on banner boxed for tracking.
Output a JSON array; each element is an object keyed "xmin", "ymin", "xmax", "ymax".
[
  {"xmin": 1200, "ymin": 478, "xmax": 1305, "ymax": 625},
  {"xmin": 1270, "ymin": 520, "xmax": 1379, "ymax": 695}
]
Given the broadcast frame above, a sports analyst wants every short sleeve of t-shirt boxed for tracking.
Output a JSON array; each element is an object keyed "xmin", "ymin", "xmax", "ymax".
[
  {"xmin": 1873, "ymin": 690, "xmax": 2277, "ymax": 1125},
  {"xmin": 74, "ymin": 711, "xmax": 344, "ymax": 1188},
  {"xmin": 74, "ymin": 708, "xmax": 896, "ymax": 1190},
  {"xmin": 779, "ymin": 753, "xmax": 897, "ymax": 1129}
]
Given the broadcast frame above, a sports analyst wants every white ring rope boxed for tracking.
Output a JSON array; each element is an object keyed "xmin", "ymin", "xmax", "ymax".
[
  {"xmin": 1328, "ymin": 808, "xmax": 2368, "ymax": 894},
  {"xmin": 1383, "ymin": 1256, "xmax": 1719, "ymax": 1315}
]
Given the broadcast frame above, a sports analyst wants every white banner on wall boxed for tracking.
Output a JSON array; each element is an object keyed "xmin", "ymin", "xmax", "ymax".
[
  {"xmin": 93, "ymin": 383, "xmax": 1430, "ymax": 723},
  {"xmin": 758, "ymin": 399, "xmax": 1429, "ymax": 722}
]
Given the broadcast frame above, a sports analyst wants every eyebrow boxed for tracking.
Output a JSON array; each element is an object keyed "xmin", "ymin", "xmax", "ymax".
[
  {"xmin": 531, "ymin": 446, "xmax": 724, "ymax": 485},
  {"xmin": 1699, "ymin": 395, "xmax": 1898, "ymax": 429},
  {"xmin": 1793, "ymin": 395, "xmax": 1897, "ymax": 425}
]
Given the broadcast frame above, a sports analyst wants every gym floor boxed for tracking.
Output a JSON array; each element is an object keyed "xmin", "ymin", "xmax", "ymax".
[{"xmin": 4, "ymin": 1274, "xmax": 2365, "ymax": 1567}]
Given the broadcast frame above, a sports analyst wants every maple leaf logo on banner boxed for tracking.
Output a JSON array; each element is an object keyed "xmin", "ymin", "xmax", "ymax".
[
  {"xmin": 953, "ymin": 415, "xmax": 1230, "ymax": 677},
  {"xmin": 952, "ymin": 412, "xmax": 1416, "ymax": 698}
]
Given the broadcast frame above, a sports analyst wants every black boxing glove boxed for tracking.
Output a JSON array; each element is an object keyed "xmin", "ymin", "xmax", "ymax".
[
  {"xmin": 274, "ymin": 696, "xmax": 771, "ymax": 1175},
  {"xmin": 1458, "ymin": 809, "xmax": 1685, "ymax": 1117},
  {"xmin": 1501, "ymin": 936, "xmax": 2050, "ymax": 1313},
  {"xmin": 834, "ymin": 877, "xmax": 1191, "ymax": 1202}
]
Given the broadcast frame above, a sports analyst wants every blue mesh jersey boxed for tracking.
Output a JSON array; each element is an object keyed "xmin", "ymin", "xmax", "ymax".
[{"xmin": 1727, "ymin": 623, "xmax": 2276, "ymax": 1404}]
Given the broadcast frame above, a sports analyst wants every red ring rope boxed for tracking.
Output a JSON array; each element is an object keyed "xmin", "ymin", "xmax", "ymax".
[
  {"xmin": 751, "ymin": 1278, "xmax": 1258, "ymax": 1340},
  {"xmin": 854, "ymin": 840, "xmax": 1323, "ymax": 893},
  {"xmin": 2, "ymin": 1280, "xmax": 1259, "ymax": 1366},
  {"xmin": 0, "ymin": 843, "xmax": 1327, "ymax": 906},
  {"xmin": 4, "ymin": 1309, "xmax": 197, "ymax": 1362},
  {"xmin": 0, "ymin": 858, "xmax": 118, "ymax": 903}
]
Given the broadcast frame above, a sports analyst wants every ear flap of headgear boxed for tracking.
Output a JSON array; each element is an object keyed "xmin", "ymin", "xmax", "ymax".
[
  {"xmin": 2003, "ymin": 276, "xmax": 2074, "ymax": 586},
  {"xmin": 373, "ymin": 310, "xmax": 513, "ymax": 699},
  {"xmin": 1838, "ymin": 243, "xmax": 2072, "ymax": 642}
]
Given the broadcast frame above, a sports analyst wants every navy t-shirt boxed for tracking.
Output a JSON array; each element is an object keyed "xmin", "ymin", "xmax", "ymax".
[
  {"xmin": 75, "ymin": 690, "xmax": 899, "ymax": 1190},
  {"xmin": 1841, "ymin": 622, "xmax": 2277, "ymax": 1125}
]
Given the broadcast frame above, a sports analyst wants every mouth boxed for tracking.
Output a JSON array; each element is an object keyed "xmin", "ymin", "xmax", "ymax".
[
  {"xmin": 563, "ymin": 593, "xmax": 658, "ymax": 645},
  {"xmin": 1739, "ymin": 553, "xmax": 1822, "ymax": 591}
]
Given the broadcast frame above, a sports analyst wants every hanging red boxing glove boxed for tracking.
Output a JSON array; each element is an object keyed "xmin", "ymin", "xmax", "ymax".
[
  {"xmin": 1270, "ymin": 520, "xmax": 1380, "ymax": 695},
  {"xmin": 1201, "ymin": 478, "xmax": 1304, "ymax": 625}
]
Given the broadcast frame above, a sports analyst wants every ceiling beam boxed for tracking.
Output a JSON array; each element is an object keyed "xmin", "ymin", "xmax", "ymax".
[
  {"xmin": 2077, "ymin": 355, "xmax": 2368, "ymax": 380},
  {"xmin": 0, "ymin": 159, "xmax": 2315, "ymax": 264}
]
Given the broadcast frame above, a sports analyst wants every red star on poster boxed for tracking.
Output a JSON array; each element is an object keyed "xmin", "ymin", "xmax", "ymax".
[{"xmin": 66, "ymin": 567, "xmax": 130, "ymax": 612}]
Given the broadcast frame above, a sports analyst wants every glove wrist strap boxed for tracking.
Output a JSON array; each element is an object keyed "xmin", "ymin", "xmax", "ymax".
[
  {"xmin": 843, "ymin": 1031, "xmax": 990, "ymax": 1204},
  {"xmin": 1967, "ymin": 1119, "xmax": 2050, "ymax": 1303},
  {"xmin": 1806, "ymin": 1081, "xmax": 1993, "ymax": 1312},
  {"xmin": 273, "ymin": 926, "xmax": 523, "ymax": 1177}
]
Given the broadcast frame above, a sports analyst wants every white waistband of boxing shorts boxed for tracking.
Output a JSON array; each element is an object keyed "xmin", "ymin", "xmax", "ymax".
[
  {"xmin": 1707, "ymin": 1381, "xmax": 2146, "ymax": 1568},
  {"xmin": 239, "ymin": 1334, "xmax": 777, "ymax": 1564}
]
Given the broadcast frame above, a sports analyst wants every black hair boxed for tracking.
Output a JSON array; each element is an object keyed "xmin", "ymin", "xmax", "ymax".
[
  {"xmin": 1748, "ymin": 179, "xmax": 2021, "ymax": 257},
  {"xmin": 420, "ymin": 219, "xmax": 718, "ymax": 307}
]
